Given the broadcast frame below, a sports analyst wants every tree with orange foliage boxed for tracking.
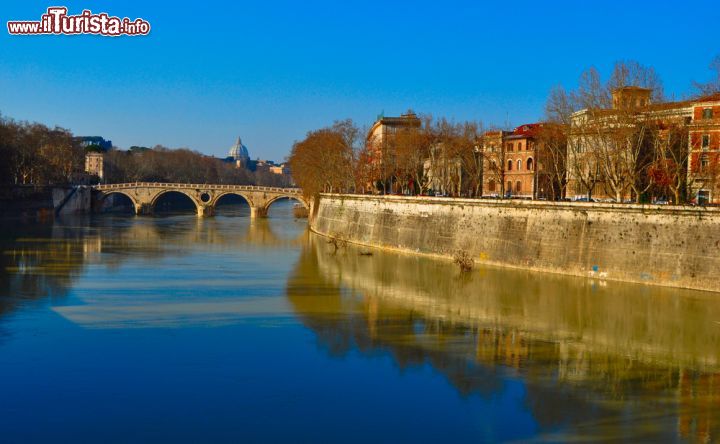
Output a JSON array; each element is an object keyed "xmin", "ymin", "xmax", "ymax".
[{"xmin": 288, "ymin": 120, "xmax": 357, "ymax": 199}]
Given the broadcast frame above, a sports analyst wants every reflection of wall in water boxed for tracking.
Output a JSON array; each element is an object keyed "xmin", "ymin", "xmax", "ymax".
[
  {"xmin": 290, "ymin": 235, "xmax": 720, "ymax": 441},
  {"xmin": 309, "ymin": 234, "xmax": 720, "ymax": 371},
  {"xmin": 287, "ymin": 236, "xmax": 720, "ymax": 440}
]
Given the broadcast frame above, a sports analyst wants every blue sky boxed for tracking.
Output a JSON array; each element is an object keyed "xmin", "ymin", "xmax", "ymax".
[{"xmin": 1, "ymin": 1, "xmax": 718, "ymax": 161}]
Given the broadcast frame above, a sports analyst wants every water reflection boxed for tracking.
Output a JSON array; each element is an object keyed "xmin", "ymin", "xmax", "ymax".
[
  {"xmin": 1, "ymin": 203, "xmax": 719, "ymax": 442},
  {"xmin": 0, "ymin": 204, "xmax": 306, "ymax": 326},
  {"xmin": 287, "ymin": 234, "xmax": 720, "ymax": 442},
  {"xmin": 0, "ymin": 220, "xmax": 88, "ymax": 316}
]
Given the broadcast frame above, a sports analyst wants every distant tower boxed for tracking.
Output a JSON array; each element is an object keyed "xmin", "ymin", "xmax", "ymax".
[
  {"xmin": 612, "ymin": 86, "xmax": 652, "ymax": 109},
  {"xmin": 228, "ymin": 136, "xmax": 250, "ymax": 167},
  {"xmin": 84, "ymin": 152, "xmax": 104, "ymax": 179}
]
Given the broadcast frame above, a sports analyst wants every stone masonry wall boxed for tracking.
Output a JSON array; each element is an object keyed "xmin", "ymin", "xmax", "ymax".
[
  {"xmin": 311, "ymin": 194, "xmax": 720, "ymax": 292},
  {"xmin": 0, "ymin": 185, "xmax": 91, "ymax": 218}
]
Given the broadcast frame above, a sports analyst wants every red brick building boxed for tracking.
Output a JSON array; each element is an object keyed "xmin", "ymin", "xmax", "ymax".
[
  {"xmin": 481, "ymin": 124, "xmax": 560, "ymax": 199},
  {"xmin": 504, "ymin": 124, "xmax": 540, "ymax": 198},
  {"xmin": 689, "ymin": 94, "xmax": 720, "ymax": 203}
]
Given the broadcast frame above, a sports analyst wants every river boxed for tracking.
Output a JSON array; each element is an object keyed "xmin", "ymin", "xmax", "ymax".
[{"xmin": 0, "ymin": 200, "xmax": 719, "ymax": 442}]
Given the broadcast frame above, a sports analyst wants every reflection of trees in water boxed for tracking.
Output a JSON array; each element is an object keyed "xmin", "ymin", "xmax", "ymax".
[
  {"xmin": 0, "ymin": 219, "xmax": 89, "ymax": 325},
  {"xmin": 286, "ymin": 234, "xmax": 720, "ymax": 441},
  {"xmin": 285, "ymin": 245, "xmax": 504, "ymax": 397},
  {"xmin": 0, "ymin": 213, "xmax": 306, "ymax": 320}
]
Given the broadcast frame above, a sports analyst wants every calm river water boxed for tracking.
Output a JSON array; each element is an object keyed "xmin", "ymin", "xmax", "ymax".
[{"xmin": 1, "ymin": 200, "xmax": 720, "ymax": 442}]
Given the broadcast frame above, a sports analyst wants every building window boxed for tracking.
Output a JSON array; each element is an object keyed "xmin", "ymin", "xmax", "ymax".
[
  {"xmin": 507, "ymin": 181, "xmax": 512, "ymax": 193},
  {"xmin": 527, "ymin": 158, "xmax": 533, "ymax": 171},
  {"xmin": 516, "ymin": 181, "xmax": 522, "ymax": 193},
  {"xmin": 701, "ymin": 155, "xmax": 710, "ymax": 170},
  {"xmin": 702, "ymin": 134, "xmax": 710, "ymax": 150},
  {"xmin": 517, "ymin": 159, "xmax": 522, "ymax": 171},
  {"xmin": 488, "ymin": 180, "xmax": 495, "ymax": 192},
  {"xmin": 507, "ymin": 160, "xmax": 513, "ymax": 171},
  {"xmin": 703, "ymin": 108, "xmax": 713, "ymax": 119}
]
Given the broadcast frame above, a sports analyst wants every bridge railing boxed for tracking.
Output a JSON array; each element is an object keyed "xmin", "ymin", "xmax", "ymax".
[{"xmin": 94, "ymin": 182, "xmax": 302, "ymax": 194}]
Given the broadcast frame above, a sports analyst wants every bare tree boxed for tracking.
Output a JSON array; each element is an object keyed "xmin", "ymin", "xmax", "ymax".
[
  {"xmin": 353, "ymin": 144, "xmax": 376, "ymax": 194},
  {"xmin": 573, "ymin": 66, "xmax": 610, "ymax": 110},
  {"xmin": 591, "ymin": 110, "xmax": 645, "ymax": 202},
  {"xmin": 646, "ymin": 124, "xmax": 690, "ymax": 204},
  {"xmin": 693, "ymin": 55, "xmax": 720, "ymax": 96},
  {"xmin": 557, "ymin": 61, "xmax": 667, "ymax": 201},
  {"xmin": 394, "ymin": 120, "xmax": 430, "ymax": 195},
  {"xmin": 567, "ymin": 121, "xmax": 602, "ymax": 200},
  {"xmin": 427, "ymin": 119, "xmax": 467, "ymax": 196},
  {"xmin": 457, "ymin": 122, "xmax": 484, "ymax": 197},
  {"xmin": 545, "ymin": 85, "xmax": 576, "ymax": 125},
  {"xmin": 534, "ymin": 124, "xmax": 567, "ymax": 200},
  {"xmin": 608, "ymin": 60, "xmax": 665, "ymax": 102},
  {"xmin": 480, "ymin": 130, "xmax": 506, "ymax": 198}
]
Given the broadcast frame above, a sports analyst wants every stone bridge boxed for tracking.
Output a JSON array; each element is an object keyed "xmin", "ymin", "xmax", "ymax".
[{"xmin": 93, "ymin": 182, "xmax": 307, "ymax": 217}]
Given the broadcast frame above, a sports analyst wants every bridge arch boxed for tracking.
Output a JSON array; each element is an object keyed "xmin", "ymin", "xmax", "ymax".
[
  {"xmin": 210, "ymin": 191, "xmax": 255, "ymax": 208},
  {"xmin": 95, "ymin": 190, "xmax": 140, "ymax": 213},
  {"xmin": 149, "ymin": 189, "xmax": 202, "ymax": 213},
  {"xmin": 263, "ymin": 194, "xmax": 308, "ymax": 211},
  {"xmin": 98, "ymin": 190, "xmax": 138, "ymax": 205},
  {"xmin": 260, "ymin": 195, "xmax": 309, "ymax": 218}
]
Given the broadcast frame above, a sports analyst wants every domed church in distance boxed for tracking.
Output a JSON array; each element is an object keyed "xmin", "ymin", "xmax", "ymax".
[
  {"xmin": 222, "ymin": 136, "xmax": 294, "ymax": 186},
  {"xmin": 228, "ymin": 136, "xmax": 250, "ymax": 167}
]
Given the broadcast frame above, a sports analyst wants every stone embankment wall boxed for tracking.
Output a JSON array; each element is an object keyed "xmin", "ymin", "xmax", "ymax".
[
  {"xmin": 0, "ymin": 185, "xmax": 91, "ymax": 218},
  {"xmin": 310, "ymin": 194, "xmax": 720, "ymax": 292}
]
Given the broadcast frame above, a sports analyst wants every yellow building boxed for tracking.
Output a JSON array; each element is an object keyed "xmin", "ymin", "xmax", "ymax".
[{"xmin": 85, "ymin": 152, "xmax": 104, "ymax": 179}]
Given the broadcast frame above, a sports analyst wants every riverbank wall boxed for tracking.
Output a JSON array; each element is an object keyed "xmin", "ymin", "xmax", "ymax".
[
  {"xmin": 310, "ymin": 193, "xmax": 720, "ymax": 292},
  {"xmin": 0, "ymin": 185, "xmax": 92, "ymax": 219}
]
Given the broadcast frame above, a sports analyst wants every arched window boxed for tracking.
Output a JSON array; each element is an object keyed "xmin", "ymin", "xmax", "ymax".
[
  {"xmin": 507, "ymin": 160, "xmax": 513, "ymax": 171},
  {"xmin": 517, "ymin": 159, "xmax": 522, "ymax": 171},
  {"xmin": 507, "ymin": 181, "xmax": 512, "ymax": 193},
  {"xmin": 516, "ymin": 181, "xmax": 522, "ymax": 193},
  {"xmin": 527, "ymin": 158, "xmax": 533, "ymax": 171},
  {"xmin": 488, "ymin": 180, "xmax": 496, "ymax": 192}
]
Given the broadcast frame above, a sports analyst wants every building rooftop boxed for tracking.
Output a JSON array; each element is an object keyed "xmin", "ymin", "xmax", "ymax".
[{"xmin": 613, "ymin": 86, "xmax": 653, "ymax": 92}]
